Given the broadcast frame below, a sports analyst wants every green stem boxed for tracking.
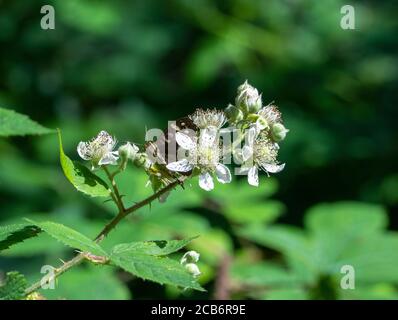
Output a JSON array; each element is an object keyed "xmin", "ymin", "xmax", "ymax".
[{"xmin": 24, "ymin": 175, "xmax": 184, "ymax": 297}]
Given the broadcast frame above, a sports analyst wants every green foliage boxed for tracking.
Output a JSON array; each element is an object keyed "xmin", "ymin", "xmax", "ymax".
[
  {"xmin": 25, "ymin": 219, "xmax": 107, "ymax": 257},
  {"xmin": 0, "ymin": 272, "xmax": 28, "ymax": 300},
  {"xmin": 58, "ymin": 130, "xmax": 111, "ymax": 198},
  {"xmin": 0, "ymin": 108, "xmax": 54, "ymax": 137},
  {"xmin": 43, "ymin": 266, "xmax": 130, "ymax": 300},
  {"xmin": 111, "ymin": 237, "xmax": 198, "ymax": 256},
  {"xmin": 238, "ymin": 202, "xmax": 398, "ymax": 299},
  {"xmin": 0, "ymin": 223, "xmax": 41, "ymax": 251},
  {"xmin": 110, "ymin": 238, "xmax": 204, "ymax": 291}
]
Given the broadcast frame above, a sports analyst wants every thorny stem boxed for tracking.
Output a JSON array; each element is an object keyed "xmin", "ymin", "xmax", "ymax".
[{"xmin": 24, "ymin": 168, "xmax": 185, "ymax": 297}]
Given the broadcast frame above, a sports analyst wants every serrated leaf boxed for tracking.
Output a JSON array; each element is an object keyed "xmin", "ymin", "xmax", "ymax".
[
  {"xmin": 110, "ymin": 252, "xmax": 204, "ymax": 291},
  {"xmin": 0, "ymin": 107, "xmax": 54, "ymax": 136},
  {"xmin": 25, "ymin": 219, "xmax": 107, "ymax": 257},
  {"xmin": 111, "ymin": 237, "xmax": 198, "ymax": 256},
  {"xmin": 42, "ymin": 266, "xmax": 130, "ymax": 300},
  {"xmin": 57, "ymin": 129, "xmax": 111, "ymax": 197},
  {"xmin": 0, "ymin": 223, "xmax": 41, "ymax": 251},
  {"xmin": 0, "ymin": 272, "xmax": 28, "ymax": 300}
]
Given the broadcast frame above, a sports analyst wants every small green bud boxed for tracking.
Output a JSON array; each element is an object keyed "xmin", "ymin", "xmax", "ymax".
[
  {"xmin": 133, "ymin": 153, "xmax": 152, "ymax": 169},
  {"xmin": 225, "ymin": 104, "xmax": 243, "ymax": 123},
  {"xmin": 185, "ymin": 263, "xmax": 201, "ymax": 277},
  {"xmin": 271, "ymin": 123, "xmax": 289, "ymax": 142},
  {"xmin": 235, "ymin": 81, "xmax": 262, "ymax": 114},
  {"xmin": 118, "ymin": 142, "xmax": 139, "ymax": 160}
]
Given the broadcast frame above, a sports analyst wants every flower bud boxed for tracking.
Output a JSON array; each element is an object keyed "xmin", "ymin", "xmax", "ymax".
[
  {"xmin": 224, "ymin": 104, "xmax": 243, "ymax": 123},
  {"xmin": 235, "ymin": 81, "xmax": 262, "ymax": 114},
  {"xmin": 181, "ymin": 250, "xmax": 200, "ymax": 264},
  {"xmin": 185, "ymin": 263, "xmax": 201, "ymax": 277},
  {"xmin": 271, "ymin": 123, "xmax": 289, "ymax": 142},
  {"xmin": 134, "ymin": 153, "xmax": 152, "ymax": 169},
  {"xmin": 118, "ymin": 142, "xmax": 139, "ymax": 160}
]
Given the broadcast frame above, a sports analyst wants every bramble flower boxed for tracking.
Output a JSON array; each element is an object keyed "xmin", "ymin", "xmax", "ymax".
[
  {"xmin": 240, "ymin": 128, "xmax": 285, "ymax": 187},
  {"xmin": 166, "ymin": 128, "xmax": 231, "ymax": 191},
  {"xmin": 236, "ymin": 80, "xmax": 262, "ymax": 114},
  {"xmin": 189, "ymin": 108, "xmax": 226, "ymax": 129},
  {"xmin": 77, "ymin": 131, "xmax": 119, "ymax": 170}
]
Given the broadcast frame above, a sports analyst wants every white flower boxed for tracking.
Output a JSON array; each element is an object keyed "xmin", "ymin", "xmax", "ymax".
[
  {"xmin": 189, "ymin": 108, "xmax": 226, "ymax": 129},
  {"xmin": 166, "ymin": 128, "xmax": 232, "ymax": 191},
  {"xmin": 181, "ymin": 251, "xmax": 200, "ymax": 264},
  {"xmin": 258, "ymin": 104, "xmax": 282, "ymax": 126},
  {"xmin": 77, "ymin": 130, "xmax": 119, "ymax": 170},
  {"xmin": 185, "ymin": 263, "xmax": 201, "ymax": 277},
  {"xmin": 240, "ymin": 128, "xmax": 285, "ymax": 187}
]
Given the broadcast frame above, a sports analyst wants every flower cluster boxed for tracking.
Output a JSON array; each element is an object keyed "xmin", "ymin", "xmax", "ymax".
[{"xmin": 76, "ymin": 81, "xmax": 288, "ymax": 193}]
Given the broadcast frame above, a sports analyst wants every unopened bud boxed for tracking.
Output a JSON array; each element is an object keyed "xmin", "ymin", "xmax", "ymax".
[
  {"xmin": 271, "ymin": 123, "xmax": 289, "ymax": 142},
  {"xmin": 225, "ymin": 104, "xmax": 243, "ymax": 123},
  {"xmin": 118, "ymin": 142, "xmax": 139, "ymax": 160},
  {"xmin": 181, "ymin": 250, "xmax": 200, "ymax": 264},
  {"xmin": 235, "ymin": 81, "xmax": 262, "ymax": 114},
  {"xmin": 185, "ymin": 263, "xmax": 201, "ymax": 277}
]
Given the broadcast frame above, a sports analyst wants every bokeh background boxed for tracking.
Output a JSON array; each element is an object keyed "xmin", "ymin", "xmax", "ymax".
[{"xmin": 1, "ymin": 0, "xmax": 397, "ymax": 299}]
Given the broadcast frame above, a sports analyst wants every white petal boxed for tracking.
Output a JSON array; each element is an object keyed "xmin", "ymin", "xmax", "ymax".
[
  {"xmin": 99, "ymin": 152, "xmax": 119, "ymax": 166},
  {"xmin": 199, "ymin": 127, "xmax": 217, "ymax": 148},
  {"xmin": 248, "ymin": 166, "xmax": 259, "ymax": 187},
  {"xmin": 176, "ymin": 132, "xmax": 196, "ymax": 150},
  {"xmin": 246, "ymin": 126, "xmax": 257, "ymax": 146},
  {"xmin": 199, "ymin": 172, "xmax": 214, "ymax": 191},
  {"xmin": 166, "ymin": 159, "xmax": 193, "ymax": 172},
  {"xmin": 77, "ymin": 142, "xmax": 90, "ymax": 160},
  {"xmin": 262, "ymin": 163, "xmax": 285, "ymax": 173},
  {"xmin": 241, "ymin": 145, "xmax": 253, "ymax": 162},
  {"xmin": 215, "ymin": 164, "xmax": 232, "ymax": 184}
]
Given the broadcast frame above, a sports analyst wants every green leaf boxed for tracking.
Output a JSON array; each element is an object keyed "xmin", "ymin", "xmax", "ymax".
[
  {"xmin": 110, "ymin": 252, "xmax": 204, "ymax": 291},
  {"xmin": 42, "ymin": 266, "xmax": 130, "ymax": 300},
  {"xmin": 0, "ymin": 107, "xmax": 54, "ymax": 136},
  {"xmin": 25, "ymin": 219, "xmax": 107, "ymax": 257},
  {"xmin": 224, "ymin": 201, "xmax": 284, "ymax": 224},
  {"xmin": 230, "ymin": 262, "xmax": 304, "ymax": 287},
  {"xmin": 0, "ymin": 223, "xmax": 41, "ymax": 251},
  {"xmin": 111, "ymin": 237, "xmax": 198, "ymax": 256},
  {"xmin": 0, "ymin": 272, "xmax": 28, "ymax": 300},
  {"xmin": 109, "ymin": 238, "xmax": 204, "ymax": 291},
  {"xmin": 57, "ymin": 129, "xmax": 111, "ymax": 197}
]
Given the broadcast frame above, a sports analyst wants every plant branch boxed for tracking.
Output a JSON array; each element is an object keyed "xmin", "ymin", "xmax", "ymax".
[{"xmin": 24, "ymin": 175, "xmax": 184, "ymax": 297}]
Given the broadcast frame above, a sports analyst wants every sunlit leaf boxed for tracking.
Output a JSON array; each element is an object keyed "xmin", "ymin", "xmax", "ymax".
[
  {"xmin": 0, "ymin": 108, "xmax": 54, "ymax": 137},
  {"xmin": 58, "ymin": 129, "xmax": 111, "ymax": 197}
]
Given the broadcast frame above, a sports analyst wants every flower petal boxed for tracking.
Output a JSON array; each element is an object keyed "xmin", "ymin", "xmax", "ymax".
[
  {"xmin": 176, "ymin": 132, "xmax": 196, "ymax": 150},
  {"xmin": 262, "ymin": 163, "xmax": 285, "ymax": 173},
  {"xmin": 199, "ymin": 127, "xmax": 217, "ymax": 148},
  {"xmin": 77, "ymin": 142, "xmax": 91, "ymax": 160},
  {"xmin": 248, "ymin": 166, "xmax": 259, "ymax": 187},
  {"xmin": 246, "ymin": 126, "xmax": 257, "ymax": 146},
  {"xmin": 166, "ymin": 159, "xmax": 193, "ymax": 172},
  {"xmin": 241, "ymin": 145, "xmax": 253, "ymax": 162},
  {"xmin": 215, "ymin": 164, "xmax": 232, "ymax": 184},
  {"xmin": 199, "ymin": 172, "xmax": 214, "ymax": 191},
  {"xmin": 99, "ymin": 152, "xmax": 119, "ymax": 166}
]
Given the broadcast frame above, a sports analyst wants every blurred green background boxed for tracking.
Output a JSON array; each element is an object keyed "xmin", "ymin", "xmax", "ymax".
[{"xmin": 1, "ymin": 0, "xmax": 397, "ymax": 299}]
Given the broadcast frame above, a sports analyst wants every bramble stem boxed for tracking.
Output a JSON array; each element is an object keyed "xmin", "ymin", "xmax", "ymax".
[{"xmin": 24, "ymin": 170, "xmax": 184, "ymax": 297}]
